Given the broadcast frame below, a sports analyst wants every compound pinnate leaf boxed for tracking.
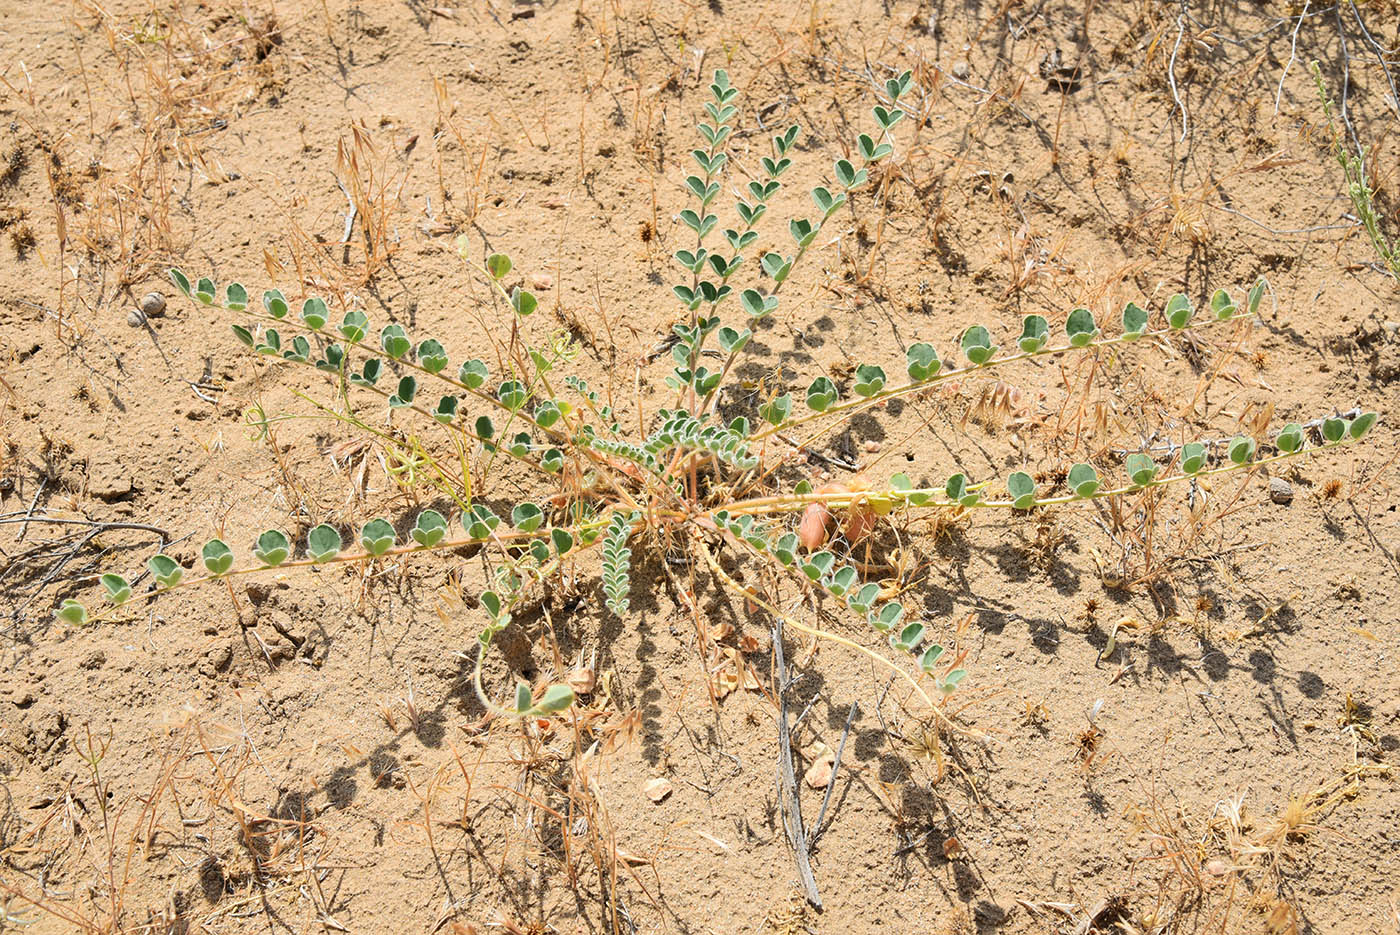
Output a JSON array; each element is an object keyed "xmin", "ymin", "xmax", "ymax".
[
  {"xmin": 202, "ymin": 539, "xmax": 234, "ymax": 575},
  {"xmin": 307, "ymin": 524, "xmax": 342, "ymax": 562},
  {"xmin": 411, "ymin": 509, "xmax": 448, "ymax": 547},
  {"xmin": 360, "ymin": 519, "xmax": 397, "ymax": 556}
]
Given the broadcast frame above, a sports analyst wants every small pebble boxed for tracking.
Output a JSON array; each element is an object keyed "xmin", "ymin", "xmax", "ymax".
[
  {"xmin": 140, "ymin": 291, "xmax": 166, "ymax": 317},
  {"xmin": 1268, "ymin": 477, "xmax": 1293, "ymax": 504},
  {"xmin": 952, "ymin": 61, "xmax": 970, "ymax": 79},
  {"xmin": 127, "ymin": 308, "xmax": 147, "ymax": 328}
]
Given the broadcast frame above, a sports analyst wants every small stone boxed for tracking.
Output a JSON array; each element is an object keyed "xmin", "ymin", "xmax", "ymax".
[
  {"xmin": 531, "ymin": 273, "xmax": 554, "ymax": 291},
  {"xmin": 78, "ymin": 650, "xmax": 106, "ymax": 670},
  {"xmin": 127, "ymin": 308, "xmax": 146, "ymax": 328},
  {"xmin": 1268, "ymin": 477, "xmax": 1293, "ymax": 504},
  {"xmin": 140, "ymin": 292, "xmax": 166, "ymax": 317},
  {"xmin": 952, "ymin": 61, "xmax": 970, "ymax": 79}
]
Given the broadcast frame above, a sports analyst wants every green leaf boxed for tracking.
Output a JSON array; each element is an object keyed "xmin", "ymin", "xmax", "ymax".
[
  {"xmin": 349, "ymin": 358, "xmax": 382, "ymax": 387},
  {"xmin": 853, "ymin": 364, "xmax": 887, "ymax": 397},
  {"xmin": 740, "ymin": 289, "xmax": 779, "ymax": 319},
  {"xmin": 101, "ymin": 573, "xmax": 132, "ymax": 605},
  {"xmin": 1068, "ymin": 463, "xmax": 1100, "ymax": 498},
  {"xmin": 801, "ymin": 550, "xmax": 835, "ymax": 581},
  {"xmin": 56, "ymin": 598, "xmax": 89, "ymax": 625},
  {"xmin": 417, "ymin": 339, "xmax": 449, "ymax": 373},
  {"xmin": 1275, "ymin": 422, "xmax": 1304, "ymax": 454},
  {"xmin": 918, "ymin": 644, "xmax": 945, "ymax": 674},
  {"xmin": 263, "ymin": 289, "xmax": 288, "ymax": 318},
  {"xmin": 717, "ymin": 326, "xmax": 752, "ymax": 354},
  {"xmin": 1181, "ymin": 442, "xmax": 1206, "ymax": 475},
  {"xmin": 411, "ymin": 509, "xmax": 448, "ymax": 547},
  {"xmin": 147, "ymin": 554, "xmax": 184, "ymax": 588},
  {"xmin": 1007, "ymin": 471, "xmax": 1036, "ymax": 509},
  {"xmin": 231, "ymin": 324, "xmax": 255, "ymax": 348},
  {"xmin": 805, "ymin": 377, "xmax": 838, "ymax": 412},
  {"xmin": 459, "ymin": 358, "xmax": 488, "ymax": 389},
  {"xmin": 1125, "ymin": 453, "xmax": 1158, "ymax": 487},
  {"xmin": 169, "ymin": 268, "xmax": 192, "ymax": 297},
  {"xmin": 506, "ymin": 432, "xmax": 531, "ymax": 458},
  {"xmin": 514, "ymin": 683, "xmax": 533, "ymax": 714},
  {"xmin": 960, "ymin": 325, "xmax": 996, "ymax": 365},
  {"xmin": 389, "ymin": 375, "xmax": 417, "ymax": 408},
  {"xmin": 532, "ymin": 684, "xmax": 575, "ymax": 714},
  {"xmin": 848, "ymin": 582, "xmax": 880, "ymax": 614},
  {"xmin": 1165, "ymin": 293, "xmax": 1193, "ymax": 329},
  {"xmin": 906, "ymin": 343, "xmax": 940, "ymax": 381},
  {"xmin": 486, "ymin": 253, "xmax": 512, "ymax": 280},
  {"xmin": 360, "ymin": 518, "xmax": 397, "ymax": 556},
  {"xmin": 195, "ymin": 277, "xmax": 216, "ymax": 304},
  {"xmin": 541, "ymin": 448, "xmax": 564, "ymax": 473},
  {"xmin": 826, "ymin": 566, "xmax": 858, "ymax": 597},
  {"xmin": 300, "ymin": 297, "xmax": 328, "ymax": 329},
  {"xmin": 480, "ymin": 590, "xmax": 502, "ymax": 618},
  {"xmin": 871, "ymin": 601, "xmax": 904, "ymax": 633},
  {"xmin": 890, "ymin": 621, "xmax": 925, "ymax": 653},
  {"xmin": 1247, "ymin": 277, "xmax": 1267, "ymax": 316},
  {"xmin": 551, "ymin": 527, "xmax": 574, "ymax": 556},
  {"xmin": 1018, "ymin": 315, "xmax": 1050, "ymax": 353},
  {"xmin": 463, "ymin": 504, "xmax": 500, "ymax": 539},
  {"xmin": 380, "ymin": 324, "xmax": 412, "ymax": 359},
  {"xmin": 788, "ymin": 217, "xmax": 816, "ymax": 247},
  {"xmin": 252, "ymin": 529, "xmax": 290, "ymax": 566},
  {"xmin": 433, "ymin": 395, "xmax": 459, "ymax": 424},
  {"xmin": 759, "ymin": 393, "xmax": 791, "ymax": 426},
  {"xmin": 512, "ymin": 503, "xmax": 544, "ymax": 532},
  {"xmin": 202, "ymin": 539, "xmax": 234, "ymax": 575},
  {"xmin": 1065, "ymin": 307, "xmax": 1099, "ymax": 346},
  {"xmin": 1121, "ymin": 301, "xmax": 1148, "ymax": 338},
  {"xmin": 474, "ymin": 415, "xmax": 495, "ymax": 442},
  {"xmin": 890, "ymin": 472, "xmax": 931, "ymax": 506},
  {"xmin": 1210, "ymin": 288, "xmax": 1236, "ymax": 321},
  {"xmin": 225, "ymin": 282, "xmax": 248, "ymax": 310},
  {"xmin": 338, "ymin": 310, "xmax": 369, "ymax": 343},
  {"xmin": 533, "ymin": 400, "xmax": 561, "ymax": 429},
  {"xmin": 1349, "ymin": 411, "xmax": 1377, "ymax": 439},
  {"xmin": 939, "ymin": 669, "xmax": 968, "ymax": 694},
  {"xmin": 773, "ymin": 532, "xmax": 799, "ymax": 566},
  {"xmin": 511, "ymin": 287, "xmax": 538, "ymax": 317},
  {"xmin": 1227, "ymin": 435, "xmax": 1255, "ymax": 465},
  {"xmin": 497, "ymin": 380, "xmax": 527, "ymax": 411},
  {"xmin": 1322, "ymin": 417, "xmax": 1347, "ymax": 443},
  {"xmin": 307, "ymin": 524, "xmax": 342, "ymax": 562}
]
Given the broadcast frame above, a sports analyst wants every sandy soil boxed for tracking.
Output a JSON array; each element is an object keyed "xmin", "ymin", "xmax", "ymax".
[{"xmin": 2, "ymin": 1, "xmax": 1399, "ymax": 933}]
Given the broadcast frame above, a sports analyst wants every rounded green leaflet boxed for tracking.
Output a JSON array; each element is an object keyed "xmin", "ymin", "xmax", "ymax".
[
  {"xmin": 459, "ymin": 358, "xmax": 488, "ymax": 389},
  {"xmin": 101, "ymin": 573, "xmax": 132, "ymax": 605},
  {"xmin": 533, "ymin": 400, "xmax": 561, "ymax": 429},
  {"xmin": 1275, "ymin": 422, "xmax": 1304, "ymax": 454},
  {"xmin": 195, "ymin": 277, "xmax": 216, "ymax": 304},
  {"xmin": 1125, "ymin": 453, "xmax": 1158, "ymax": 487},
  {"xmin": 805, "ymin": 376, "xmax": 837, "ymax": 412},
  {"xmin": 1068, "ymin": 463, "xmax": 1100, "ymax": 498},
  {"xmin": 890, "ymin": 621, "xmax": 925, "ymax": 653},
  {"xmin": 169, "ymin": 268, "xmax": 192, "ymax": 297},
  {"xmin": 1227, "ymin": 435, "xmax": 1255, "ymax": 465},
  {"xmin": 1120, "ymin": 301, "xmax": 1148, "ymax": 338},
  {"xmin": 848, "ymin": 582, "xmax": 880, "ymax": 614},
  {"xmin": 417, "ymin": 339, "xmax": 449, "ymax": 373},
  {"xmin": 802, "ymin": 550, "xmax": 835, "ymax": 581},
  {"xmin": 511, "ymin": 287, "xmax": 537, "ymax": 317},
  {"xmin": 231, "ymin": 324, "xmax": 255, "ymax": 348},
  {"xmin": 513, "ymin": 682, "xmax": 533, "ymax": 713},
  {"xmin": 853, "ymin": 364, "xmax": 886, "ymax": 397},
  {"xmin": 532, "ymin": 684, "xmax": 575, "ymax": 714},
  {"xmin": 202, "ymin": 539, "xmax": 234, "ymax": 575},
  {"xmin": 338, "ymin": 310, "xmax": 368, "ymax": 343},
  {"xmin": 961, "ymin": 325, "xmax": 996, "ymax": 365},
  {"xmin": 497, "ymin": 381, "xmax": 527, "ymax": 411},
  {"xmin": 1180, "ymin": 442, "xmax": 1207, "ymax": 475},
  {"xmin": 551, "ymin": 527, "xmax": 574, "ymax": 556},
  {"xmin": 307, "ymin": 524, "xmax": 342, "ymax": 562},
  {"xmin": 252, "ymin": 530, "xmax": 291, "ymax": 567},
  {"xmin": 1007, "ymin": 471, "xmax": 1036, "ymax": 509},
  {"xmin": 1018, "ymin": 315, "xmax": 1049, "ymax": 353},
  {"xmin": 906, "ymin": 343, "xmax": 940, "ymax": 381},
  {"xmin": 773, "ymin": 532, "xmax": 798, "ymax": 566},
  {"xmin": 300, "ymin": 297, "xmax": 328, "ymax": 329},
  {"xmin": 463, "ymin": 504, "xmax": 501, "ymax": 539},
  {"xmin": 389, "ymin": 375, "xmax": 417, "ymax": 408},
  {"xmin": 1247, "ymin": 277, "xmax": 1268, "ymax": 316},
  {"xmin": 262, "ymin": 289, "xmax": 288, "ymax": 318},
  {"xmin": 1065, "ymin": 307, "xmax": 1099, "ymax": 347},
  {"xmin": 56, "ymin": 599, "xmax": 88, "ymax": 625},
  {"xmin": 433, "ymin": 395, "xmax": 458, "ymax": 424},
  {"xmin": 1349, "ymin": 412, "xmax": 1377, "ymax": 439},
  {"xmin": 511, "ymin": 502, "xmax": 544, "ymax": 532},
  {"xmin": 506, "ymin": 432, "xmax": 531, "ymax": 458},
  {"xmin": 1210, "ymin": 288, "xmax": 1236, "ymax": 320},
  {"xmin": 871, "ymin": 601, "xmax": 904, "ymax": 633},
  {"xmin": 826, "ymin": 566, "xmax": 858, "ymax": 596},
  {"xmin": 380, "ymin": 324, "xmax": 412, "ymax": 359},
  {"xmin": 411, "ymin": 509, "xmax": 448, "ymax": 547},
  {"xmin": 759, "ymin": 393, "xmax": 791, "ymax": 426},
  {"xmin": 540, "ymin": 448, "xmax": 564, "ymax": 473},
  {"xmin": 918, "ymin": 644, "xmax": 945, "ymax": 673},
  {"xmin": 486, "ymin": 253, "xmax": 512, "ymax": 280},
  {"xmin": 147, "ymin": 554, "xmax": 184, "ymax": 588},
  {"xmin": 360, "ymin": 518, "xmax": 397, "ymax": 556},
  {"xmin": 1322, "ymin": 417, "xmax": 1347, "ymax": 442},
  {"xmin": 939, "ymin": 669, "xmax": 968, "ymax": 694},
  {"xmin": 224, "ymin": 282, "xmax": 248, "ymax": 310},
  {"xmin": 1165, "ymin": 293, "xmax": 1193, "ymax": 329}
]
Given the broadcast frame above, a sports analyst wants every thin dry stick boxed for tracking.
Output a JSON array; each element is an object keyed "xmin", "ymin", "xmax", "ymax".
[
  {"xmin": 772, "ymin": 617, "xmax": 821, "ymax": 908},
  {"xmin": 809, "ymin": 700, "xmax": 858, "ymax": 848}
]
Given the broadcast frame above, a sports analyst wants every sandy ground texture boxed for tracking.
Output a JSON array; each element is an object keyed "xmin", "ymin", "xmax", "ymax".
[{"xmin": 1, "ymin": 1, "xmax": 1399, "ymax": 933}]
